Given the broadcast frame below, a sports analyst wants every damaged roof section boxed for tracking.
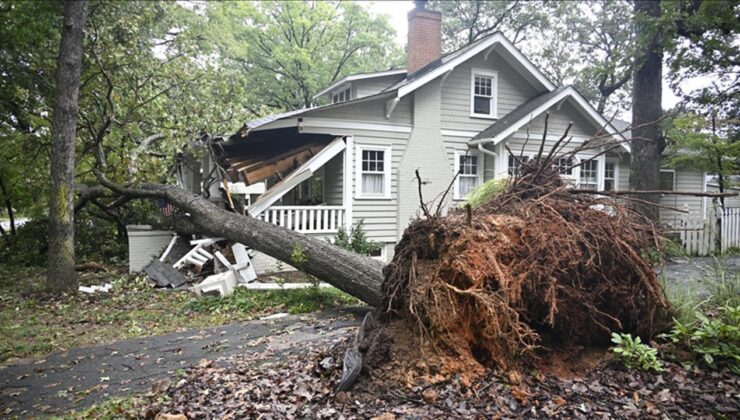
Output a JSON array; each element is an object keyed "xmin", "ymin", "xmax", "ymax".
[{"xmin": 213, "ymin": 128, "xmax": 337, "ymax": 185}]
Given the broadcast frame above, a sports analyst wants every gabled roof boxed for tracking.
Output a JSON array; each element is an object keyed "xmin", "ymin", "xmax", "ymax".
[
  {"xmin": 385, "ymin": 32, "xmax": 556, "ymax": 99},
  {"xmin": 469, "ymin": 86, "xmax": 630, "ymax": 153},
  {"xmin": 312, "ymin": 69, "xmax": 406, "ymax": 99}
]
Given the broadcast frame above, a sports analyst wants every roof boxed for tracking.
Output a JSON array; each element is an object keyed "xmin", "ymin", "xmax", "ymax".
[
  {"xmin": 312, "ymin": 69, "xmax": 406, "ymax": 99},
  {"xmin": 471, "ymin": 87, "xmax": 569, "ymax": 141},
  {"xmin": 469, "ymin": 86, "xmax": 630, "ymax": 153},
  {"xmin": 242, "ymin": 90, "xmax": 396, "ymax": 133},
  {"xmin": 385, "ymin": 32, "xmax": 556, "ymax": 98}
]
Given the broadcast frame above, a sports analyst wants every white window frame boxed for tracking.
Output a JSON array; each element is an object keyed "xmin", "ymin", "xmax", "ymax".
[
  {"xmin": 331, "ymin": 83, "xmax": 351, "ymax": 104},
  {"xmin": 470, "ymin": 68, "xmax": 498, "ymax": 119},
  {"xmin": 355, "ymin": 144, "xmax": 391, "ymax": 199},
  {"xmin": 454, "ymin": 150, "xmax": 484, "ymax": 200},
  {"xmin": 604, "ymin": 157, "xmax": 619, "ymax": 191},
  {"xmin": 575, "ymin": 154, "xmax": 606, "ymax": 190},
  {"xmin": 660, "ymin": 169, "xmax": 676, "ymax": 191}
]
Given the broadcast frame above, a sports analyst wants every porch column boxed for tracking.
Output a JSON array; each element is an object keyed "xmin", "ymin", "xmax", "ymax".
[{"xmin": 343, "ymin": 135, "xmax": 354, "ymax": 229}]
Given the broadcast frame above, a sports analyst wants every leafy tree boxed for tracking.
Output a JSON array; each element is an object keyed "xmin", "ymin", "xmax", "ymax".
[
  {"xmin": 665, "ymin": 113, "xmax": 740, "ymax": 208},
  {"xmin": 427, "ymin": 0, "xmax": 550, "ymax": 52},
  {"xmin": 204, "ymin": 1, "xmax": 402, "ymax": 110}
]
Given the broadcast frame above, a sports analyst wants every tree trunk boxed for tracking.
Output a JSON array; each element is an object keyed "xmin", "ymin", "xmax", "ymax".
[
  {"xmin": 96, "ymin": 172, "xmax": 385, "ymax": 306},
  {"xmin": 47, "ymin": 0, "xmax": 89, "ymax": 293},
  {"xmin": 0, "ymin": 176, "xmax": 16, "ymax": 236},
  {"xmin": 629, "ymin": 0, "xmax": 664, "ymax": 221}
]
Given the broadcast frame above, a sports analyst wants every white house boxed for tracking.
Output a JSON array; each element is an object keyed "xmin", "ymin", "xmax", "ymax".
[{"xmin": 202, "ymin": 4, "xmax": 710, "ymax": 270}]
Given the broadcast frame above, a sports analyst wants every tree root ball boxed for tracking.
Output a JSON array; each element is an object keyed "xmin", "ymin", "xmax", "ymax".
[{"xmin": 377, "ymin": 162, "xmax": 668, "ymax": 374}]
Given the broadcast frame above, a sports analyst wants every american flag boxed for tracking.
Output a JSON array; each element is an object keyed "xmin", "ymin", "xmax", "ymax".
[{"xmin": 158, "ymin": 199, "xmax": 175, "ymax": 217}]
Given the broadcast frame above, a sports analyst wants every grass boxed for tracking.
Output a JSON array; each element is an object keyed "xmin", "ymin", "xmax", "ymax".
[
  {"xmin": 0, "ymin": 265, "xmax": 362, "ymax": 363},
  {"xmin": 55, "ymin": 394, "xmax": 164, "ymax": 420},
  {"xmin": 663, "ymin": 259, "xmax": 740, "ymax": 326}
]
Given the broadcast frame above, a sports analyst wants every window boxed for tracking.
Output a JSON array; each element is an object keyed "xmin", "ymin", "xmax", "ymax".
[
  {"xmin": 332, "ymin": 85, "xmax": 351, "ymax": 104},
  {"xmin": 579, "ymin": 159, "xmax": 599, "ymax": 190},
  {"xmin": 470, "ymin": 68, "xmax": 497, "ymax": 118},
  {"xmin": 455, "ymin": 152, "xmax": 481, "ymax": 199},
  {"xmin": 604, "ymin": 160, "xmax": 617, "ymax": 191},
  {"xmin": 660, "ymin": 170, "xmax": 675, "ymax": 191},
  {"xmin": 356, "ymin": 145, "xmax": 391, "ymax": 198},
  {"xmin": 508, "ymin": 154, "xmax": 530, "ymax": 176},
  {"xmin": 553, "ymin": 157, "xmax": 574, "ymax": 175}
]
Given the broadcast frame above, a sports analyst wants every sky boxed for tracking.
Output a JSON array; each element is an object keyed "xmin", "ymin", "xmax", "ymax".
[{"xmin": 363, "ymin": 0, "xmax": 687, "ymax": 118}]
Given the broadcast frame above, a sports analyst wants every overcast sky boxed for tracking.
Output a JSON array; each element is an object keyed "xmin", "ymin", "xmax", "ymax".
[{"xmin": 364, "ymin": 0, "xmax": 684, "ymax": 117}]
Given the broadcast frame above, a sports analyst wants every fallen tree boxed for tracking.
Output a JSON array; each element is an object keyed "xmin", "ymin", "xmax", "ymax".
[{"xmin": 94, "ymin": 170, "xmax": 385, "ymax": 306}]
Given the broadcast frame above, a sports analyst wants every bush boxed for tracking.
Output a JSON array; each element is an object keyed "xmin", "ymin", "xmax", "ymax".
[
  {"xmin": 333, "ymin": 220, "xmax": 380, "ymax": 256},
  {"xmin": 668, "ymin": 305, "xmax": 740, "ymax": 374},
  {"xmin": 610, "ymin": 333, "xmax": 663, "ymax": 372},
  {"xmin": 0, "ymin": 210, "xmax": 127, "ymax": 267},
  {"xmin": 464, "ymin": 178, "xmax": 507, "ymax": 209}
]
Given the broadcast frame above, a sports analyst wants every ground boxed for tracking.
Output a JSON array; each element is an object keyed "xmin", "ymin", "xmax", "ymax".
[
  {"xmin": 0, "ymin": 257, "xmax": 737, "ymax": 418},
  {"xmin": 0, "ymin": 265, "xmax": 360, "ymax": 364}
]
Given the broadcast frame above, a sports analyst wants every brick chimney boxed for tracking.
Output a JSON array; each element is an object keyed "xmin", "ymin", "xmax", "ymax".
[{"xmin": 406, "ymin": 0, "xmax": 442, "ymax": 75}]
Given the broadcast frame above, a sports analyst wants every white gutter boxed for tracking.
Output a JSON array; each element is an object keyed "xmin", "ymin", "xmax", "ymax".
[{"xmin": 477, "ymin": 143, "xmax": 498, "ymax": 159}]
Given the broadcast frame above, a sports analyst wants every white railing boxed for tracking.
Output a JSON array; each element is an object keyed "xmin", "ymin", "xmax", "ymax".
[{"xmin": 257, "ymin": 205, "xmax": 345, "ymax": 234}]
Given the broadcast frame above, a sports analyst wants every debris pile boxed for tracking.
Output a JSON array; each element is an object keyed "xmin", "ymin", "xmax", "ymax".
[{"xmin": 371, "ymin": 142, "xmax": 668, "ymax": 379}]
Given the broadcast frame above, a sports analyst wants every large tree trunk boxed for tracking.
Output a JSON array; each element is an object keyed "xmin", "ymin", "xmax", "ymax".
[
  {"xmin": 96, "ymin": 172, "xmax": 385, "ymax": 306},
  {"xmin": 47, "ymin": 0, "xmax": 89, "ymax": 293},
  {"xmin": 629, "ymin": 0, "xmax": 664, "ymax": 221}
]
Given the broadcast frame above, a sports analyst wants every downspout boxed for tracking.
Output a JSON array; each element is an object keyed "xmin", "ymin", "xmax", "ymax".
[{"xmin": 478, "ymin": 143, "xmax": 498, "ymax": 180}]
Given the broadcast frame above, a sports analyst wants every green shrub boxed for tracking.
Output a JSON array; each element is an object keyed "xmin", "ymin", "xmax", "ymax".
[
  {"xmin": 668, "ymin": 305, "xmax": 740, "ymax": 374},
  {"xmin": 333, "ymin": 219, "xmax": 380, "ymax": 256},
  {"xmin": 610, "ymin": 333, "xmax": 663, "ymax": 372},
  {"xmin": 464, "ymin": 178, "xmax": 507, "ymax": 209}
]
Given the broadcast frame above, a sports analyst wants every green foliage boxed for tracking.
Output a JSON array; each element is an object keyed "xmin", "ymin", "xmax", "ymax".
[
  {"xmin": 464, "ymin": 178, "xmax": 507, "ymax": 209},
  {"xmin": 333, "ymin": 220, "xmax": 381, "ymax": 256},
  {"xmin": 0, "ymin": 209, "xmax": 129, "ymax": 267},
  {"xmin": 186, "ymin": 287, "xmax": 360, "ymax": 316},
  {"xmin": 610, "ymin": 333, "xmax": 664, "ymax": 372},
  {"xmin": 668, "ymin": 306, "xmax": 740, "ymax": 374},
  {"xmin": 204, "ymin": 1, "xmax": 402, "ymax": 110},
  {"xmin": 664, "ymin": 113, "xmax": 740, "ymax": 192}
]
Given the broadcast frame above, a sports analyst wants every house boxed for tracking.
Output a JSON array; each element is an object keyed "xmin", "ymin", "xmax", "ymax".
[{"xmin": 201, "ymin": 3, "xmax": 712, "ymax": 271}]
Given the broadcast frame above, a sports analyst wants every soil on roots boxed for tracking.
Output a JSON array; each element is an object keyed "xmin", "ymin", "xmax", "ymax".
[{"xmin": 370, "ymin": 160, "xmax": 668, "ymax": 382}]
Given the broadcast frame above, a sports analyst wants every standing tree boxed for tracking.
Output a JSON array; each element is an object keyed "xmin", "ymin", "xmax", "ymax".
[
  {"xmin": 629, "ymin": 0, "xmax": 664, "ymax": 220},
  {"xmin": 204, "ymin": 1, "xmax": 402, "ymax": 111},
  {"xmin": 47, "ymin": 0, "xmax": 89, "ymax": 292}
]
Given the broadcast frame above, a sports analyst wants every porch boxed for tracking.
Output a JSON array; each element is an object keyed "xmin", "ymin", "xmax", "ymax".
[{"xmin": 257, "ymin": 205, "xmax": 347, "ymax": 234}]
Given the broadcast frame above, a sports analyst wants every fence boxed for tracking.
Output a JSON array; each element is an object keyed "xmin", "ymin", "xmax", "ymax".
[{"xmin": 677, "ymin": 204, "xmax": 740, "ymax": 255}]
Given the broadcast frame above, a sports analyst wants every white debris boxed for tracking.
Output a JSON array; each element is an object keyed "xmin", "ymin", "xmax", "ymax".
[{"xmin": 78, "ymin": 283, "xmax": 113, "ymax": 294}]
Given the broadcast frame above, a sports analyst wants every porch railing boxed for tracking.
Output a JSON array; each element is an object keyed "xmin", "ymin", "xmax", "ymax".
[{"xmin": 257, "ymin": 205, "xmax": 345, "ymax": 234}]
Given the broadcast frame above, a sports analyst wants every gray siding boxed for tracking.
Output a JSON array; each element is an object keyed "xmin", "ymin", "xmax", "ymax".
[
  {"xmin": 307, "ymin": 96, "xmax": 412, "ymax": 125},
  {"xmin": 441, "ymin": 49, "xmax": 541, "ymax": 132},
  {"xmin": 397, "ymin": 80, "xmax": 452, "ymax": 236},
  {"xmin": 660, "ymin": 169, "xmax": 705, "ymax": 226},
  {"xmin": 522, "ymin": 101, "xmax": 602, "ymax": 138},
  {"xmin": 323, "ymin": 152, "xmax": 344, "ymax": 205},
  {"xmin": 353, "ymin": 75, "xmax": 405, "ymax": 98}
]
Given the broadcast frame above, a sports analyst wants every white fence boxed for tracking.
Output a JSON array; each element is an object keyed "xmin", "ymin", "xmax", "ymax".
[
  {"xmin": 257, "ymin": 205, "xmax": 346, "ymax": 234},
  {"xmin": 677, "ymin": 205, "xmax": 740, "ymax": 255}
]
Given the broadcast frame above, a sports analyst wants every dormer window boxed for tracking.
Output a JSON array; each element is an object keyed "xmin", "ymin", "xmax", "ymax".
[
  {"xmin": 470, "ymin": 68, "xmax": 497, "ymax": 118},
  {"xmin": 331, "ymin": 84, "xmax": 351, "ymax": 104}
]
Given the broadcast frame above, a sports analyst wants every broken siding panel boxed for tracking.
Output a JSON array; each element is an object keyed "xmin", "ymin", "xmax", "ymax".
[
  {"xmin": 323, "ymin": 153, "xmax": 344, "ymax": 205},
  {"xmin": 441, "ymin": 50, "xmax": 540, "ymax": 132}
]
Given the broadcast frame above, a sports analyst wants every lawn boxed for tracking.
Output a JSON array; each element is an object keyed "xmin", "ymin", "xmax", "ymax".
[{"xmin": 0, "ymin": 265, "xmax": 361, "ymax": 363}]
